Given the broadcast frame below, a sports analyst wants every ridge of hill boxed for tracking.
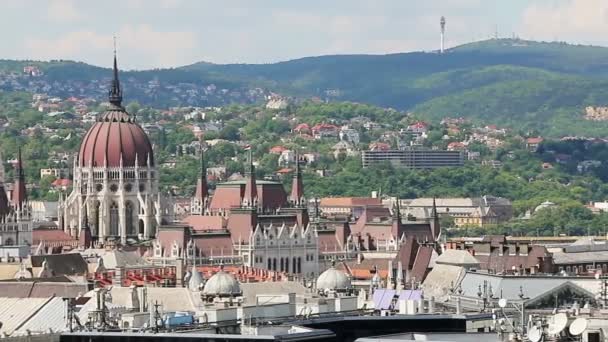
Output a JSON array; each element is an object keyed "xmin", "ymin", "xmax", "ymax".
[{"xmin": 3, "ymin": 39, "xmax": 608, "ymax": 136}]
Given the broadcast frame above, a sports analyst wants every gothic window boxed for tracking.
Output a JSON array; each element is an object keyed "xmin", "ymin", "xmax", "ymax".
[
  {"xmin": 139, "ymin": 184, "xmax": 145, "ymax": 192},
  {"xmin": 125, "ymin": 201, "xmax": 135, "ymax": 235},
  {"xmin": 95, "ymin": 184, "xmax": 103, "ymax": 192},
  {"xmin": 110, "ymin": 202, "xmax": 119, "ymax": 236},
  {"xmin": 110, "ymin": 184, "xmax": 118, "ymax": 192},
  {"xmin": 124, "ymin": 183, "xmax": 133, "ymax": 192},
  {"xmin": 154, "ymin": 242, "xmax": 162, "ymax": 257}
]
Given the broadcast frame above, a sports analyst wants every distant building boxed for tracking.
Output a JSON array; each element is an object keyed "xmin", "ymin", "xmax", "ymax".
[
  {"xmin": 40, "ymin": 167, "xmax": 70, "ymax": 179},
  {"xmin": 319, "ymin": 197, "xmax": 383, "ymax": 219},
  {"xmin": 362, "ymin": 149, "xmax": 464, "ymax": 169},
  {"xmin": 339, "ymin": 126, "xmax": 360, "ymax": 145},
  {"xmin": 396, "ymin": 196, "xmax": 513, "ymax": 227},
  {"xmin": 526, "ymin": 137, "xmax": 544, "ymax": 152}
]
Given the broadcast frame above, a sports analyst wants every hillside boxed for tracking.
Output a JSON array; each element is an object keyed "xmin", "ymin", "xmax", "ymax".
[{"xmin": 4, "ymin": 38, "xmax": 608, "ymax": 136}]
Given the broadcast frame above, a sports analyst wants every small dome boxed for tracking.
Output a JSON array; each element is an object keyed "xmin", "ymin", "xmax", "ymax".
[
  {"xmin": 317, "ymin": 266, "xmax": 351, "ymax": 292},
  {"xmin": 188, "ymin": 265, "xmax": 204, "ymax": 291},
  {"xmin": 202, "ymin": 269, "xmax": 241, "ymax": 297}
]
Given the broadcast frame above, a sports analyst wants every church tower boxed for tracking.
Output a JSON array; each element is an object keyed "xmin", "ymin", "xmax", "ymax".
[{"xmin": 60, "ymin": 50, "xmax": 173, "ymax": 245}]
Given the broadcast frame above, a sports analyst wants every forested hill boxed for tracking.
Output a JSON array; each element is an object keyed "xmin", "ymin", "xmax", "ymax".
[{"xmin": 5, "ymin": 38, "xmax": 608, "ymax": 135}]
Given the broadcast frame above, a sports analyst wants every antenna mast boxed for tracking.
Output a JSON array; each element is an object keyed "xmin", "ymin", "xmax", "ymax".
[{"xmin": 440, "ymin": 16, "xmax": 446, "ymax": 54}]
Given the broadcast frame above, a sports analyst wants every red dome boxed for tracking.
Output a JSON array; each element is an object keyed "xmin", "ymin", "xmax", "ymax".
[{"xmin": 78, "ymin": 105, "xmax": 154, "ymax": 167}]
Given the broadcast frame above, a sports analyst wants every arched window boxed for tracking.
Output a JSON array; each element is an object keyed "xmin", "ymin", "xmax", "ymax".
[
  {"xmin": 125, "ymin": 201, "xmax": 135, "ymax": 236},
  {"xmin": 285, "ymin": 258, "xmax": 289, "ymax": 273},
  {"xmin": 273, "ymin": 258, "xmax": 277, "ymax": 271},
  {"xmin": 268, "ymin": 258, "xmax": 272, "ymax": 270},
  {"xmin": 110, "ymin": 202, "xmax": 119, "ymax": 236},
  {"xmin": 297, "ymin": 257, "xmax": 302, "ymax": 274},
  {"xmin": 280, "ymin": 258, "xmax": 284, "ymax": 272},
  {"xmin": 293, "ymin": 258, "xmax": 297, "ymax": 273}
]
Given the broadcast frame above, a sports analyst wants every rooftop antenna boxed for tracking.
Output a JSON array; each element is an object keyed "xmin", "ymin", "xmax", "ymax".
[{"xmin": 440, "ymin": 16, "xmax": 446, "ymax": 53}]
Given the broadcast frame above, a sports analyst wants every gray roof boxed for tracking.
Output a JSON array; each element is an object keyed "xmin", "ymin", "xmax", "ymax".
[
  {"xmin": 0, "ymin": 297, "xmax": 54, "ymax": 335},
  {"xmin": 435, "ymin": 250, "xmax": 480, "ymax": 267},
  {"xmin": 457, "ymin": 272, "xmax": 602, "ymax": 302},
  {"xmin": 84, "ymin": 249, "xmax": 149, "ymax": 269},
  {"xmin": 13, "ymin": 296, "xmax": 67, "ymax": 335},
  {"xmin": 422, "ymin": 264, "xmax": 466, "ymax": 299},
  {"xmin": 31, "ymin": 253, "xmax": 88, "ymax": 276},
  {"xmin": 240, "ymin": 281, "xmax": 308, "ymax": 305},
  {"xmin": 552, "ymin": 250, "xmax": 608, "ymax": 264}
]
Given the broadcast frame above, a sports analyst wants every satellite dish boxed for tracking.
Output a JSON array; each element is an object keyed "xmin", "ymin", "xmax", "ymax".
[
  {"xmin": 569, "ymin": 317, "xmax": 588, "ymax": 336},
  {"xmin": 528, "ymin": 326, "xmax": 542, "ymax": 342},
  {"xmin": 498, "ymin": 298, "xmax": 508, "ymax": 308},
  {"xmin": 548, "ymin": 313, "xmax": 568, "ymax": 335}
]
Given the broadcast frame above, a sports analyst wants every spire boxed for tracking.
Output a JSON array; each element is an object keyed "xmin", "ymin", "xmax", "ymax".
[
  {"xmin": 243, "ymin": 149, "xmax": 257, "ymax": 207},
  {"xmin": 108, "ymin": 36, "xmax": 123, "ymax": 107},
  {"xmin": 290, "ymin": 151, "xmax": 304, "ymax": 205},
  {"xmin": 79, "ymin": 205, "xmax": 92, "ymax": 249},
  {"xmin": 12, "ymin": 147, "xmax": 27, "ymax": 210},
  {"xmin": 195, "ymin": 147, "xmax": 208, "ymax": 204},
  {"xmin": 431, "ymin": 197, "xmax": 440, "ymax": 240}
]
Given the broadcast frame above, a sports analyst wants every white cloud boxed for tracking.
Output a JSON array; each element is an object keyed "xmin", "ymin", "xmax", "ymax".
[
  {"xmin": 23, "ymin": 25, "xmax": 199, "ymax": 69},
  {"xmin": 521, "ymin": 0, "xmax": 608, "ymax": 43}
]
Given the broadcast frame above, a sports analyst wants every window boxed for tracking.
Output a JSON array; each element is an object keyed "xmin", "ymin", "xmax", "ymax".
[
  {"xmin": 125, "ymin": 201, "xmax": 135, "ymax": 235},
  {"xmin": 110, "ymin": 202, "xmax": 119, "ymax": 236}
]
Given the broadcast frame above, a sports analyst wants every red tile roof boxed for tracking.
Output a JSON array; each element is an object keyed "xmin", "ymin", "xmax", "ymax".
[
  {"xmin": 33, "ymin": 229, "xmax": 76, "ymax": 245},
  {"xmin": 269, "ymin": 146, "xmax": 288, "ymax": 154},
  {"xmin": 526, "ymin": 137, "xmax": 544, "ymax": 144},
  {"xmin": 182, "ymin": 215, "xmax": 226, "ymax": 231}
]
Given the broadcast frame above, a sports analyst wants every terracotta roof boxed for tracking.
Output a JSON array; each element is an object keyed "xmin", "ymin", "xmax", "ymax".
[
  {"xmin": 320, "ymin": 197, "xmax": 382, "ymax": 208},
  {"xmin": 276, "ymin": 168, "xmax": 293, "ymax": 174},
  {"xmin": 182, "ymin": 215, "xmax": 226, "ymax": 231},
  {"xmin": 369, "ymin": 142, "xmax": 391, "ymax": 151},
  {"xmin": 51, "ymin": 179, "xmax": 72, "ymax": 187},
  {"xmin": 269, "ymin": 146, "xmax": 288, "ymax": 154},
  {"xmin": 33, "ymin": 229, "xmax": 77, "ymax": 245},
  {"xmin": 526, "ymin": 137, "xmax": 544, "ymax": 144},
  {"xmin": 339, "ymin": 259, "xmax": 390, "ymax": 280},
  {"xmin": 312, "ymin": 123, "xmax": 338, "ymax": 131},
  {"xmin": 294, "ymin": 123, "xmax": 310, "ymax": 132}
]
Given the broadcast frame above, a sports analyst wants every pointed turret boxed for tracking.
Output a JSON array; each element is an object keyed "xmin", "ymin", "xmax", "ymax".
[
  {"xmin": 430, "ymin": 197, "xmax": 440, "ymax": 240},
  {"xmin": 108, "ymin": 39, "xmax": 123, "ymax": 107},
  {"xmin": 194, "ymin": 147, "xmax": 208, "ymax": 204},
  {"xmin": 242, "ymin": 149, "xmax": 257, "ymax": 207},
  {"xmin": 79, "ymin": 205, "xmax": 92, "ymax": 249},
  {"xmin": 11, "ymin": 147, "xmax": 27, "ymax": 210},
  {"xmin": 290, "ymin": 152, "xmax": 304, "ymax": 205}
]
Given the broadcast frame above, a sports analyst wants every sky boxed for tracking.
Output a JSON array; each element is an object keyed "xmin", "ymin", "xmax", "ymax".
[{"xmin": 0, "ymin": 0, "xmax": 607, "ymax": 69}]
